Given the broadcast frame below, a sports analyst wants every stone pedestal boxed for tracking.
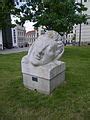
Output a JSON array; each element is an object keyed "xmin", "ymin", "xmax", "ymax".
[{"xmin": 21, "ymin": 60, "xmax": 65, "ymax": 95}]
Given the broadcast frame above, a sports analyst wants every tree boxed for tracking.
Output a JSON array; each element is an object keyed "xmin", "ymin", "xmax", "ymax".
[
  {"xmin": 0, "ymin": 0, "xmax": 15, "ymax": 29},
  {"xmin": 0, "ymin": 0, "xmax": 15, "ymax": 49},
  {"xmin": 13, "ymin": 0, "xmax": 87, "ymax": 35}
]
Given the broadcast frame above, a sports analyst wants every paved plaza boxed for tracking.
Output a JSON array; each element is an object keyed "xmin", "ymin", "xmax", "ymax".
[{"xmin": 0, "ymin": 47, "xmax": 29, "ymax": 54}]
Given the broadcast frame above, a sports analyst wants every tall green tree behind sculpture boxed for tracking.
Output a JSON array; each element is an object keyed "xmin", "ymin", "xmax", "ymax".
[
  {"xmin": 13, "ymin": 0, "xmax": 87, "ymax": 34},
  {"xmin": 0, "ymin": 0, "xmax": 87, "ymax": 32},
  {"xmin": 0, "ymin": 0, "xmax": 15, "ymax": 49},
  {"xmin": 0, "ymin": 0, "xmax": 15, "ymax": 29}
]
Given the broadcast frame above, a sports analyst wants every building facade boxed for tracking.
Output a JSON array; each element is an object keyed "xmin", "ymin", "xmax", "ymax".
[
  {"xmin": 37, "ymin": 26, "xmax": 46, "ymax": 36},
  {"xmin": 26, "ymin": 30, "xmax": 38, "ymax": 46},
  {"xmin": 25, "ymin": 27, "xmax": 46, "ymax": 46},
  {"xmin": 75, "ymin": 0, "xmax": 90, "ymax": 44},
  {"xmin": 66, "ymin": 33, "xmax": 75, "ymax": 44},
  {"xmin": 12, "ymin": 25, "xmax": 26, "ymax": 47},
  {"xmin": 0, "ymin": 30, "xmax": 3, "ymax": 50}
]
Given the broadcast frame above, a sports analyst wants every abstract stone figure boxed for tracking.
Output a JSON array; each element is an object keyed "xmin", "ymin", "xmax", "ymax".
[
  {"xmin": 26, "ymin": 30, "xmax": 64, "ymax": 66},
  {"xmin": 21, "ymin": 30, "xmax": 65, "ymax": 94}
]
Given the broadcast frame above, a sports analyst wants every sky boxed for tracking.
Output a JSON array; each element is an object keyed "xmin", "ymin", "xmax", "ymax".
[
  {"xmin": 11, "ymin": 1, "xmax": 34, "ymax": 32},
  {"xmin": 24, "ymin": 21, "xmax": 34, "ymax": 32},
  {"xmin": 11, "ymin": 15, "xmax": 34, "ymax": 32}
]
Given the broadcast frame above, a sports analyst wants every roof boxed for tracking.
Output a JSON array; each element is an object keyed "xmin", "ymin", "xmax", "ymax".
[{"xmin": 26, "ymin": 30, "xmax": 36, "ymax": 35}]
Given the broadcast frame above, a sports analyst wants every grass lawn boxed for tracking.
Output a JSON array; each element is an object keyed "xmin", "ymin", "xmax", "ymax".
[{"xmin": 0, "ymin": 46, "xmax": 90, "ymax": 120}]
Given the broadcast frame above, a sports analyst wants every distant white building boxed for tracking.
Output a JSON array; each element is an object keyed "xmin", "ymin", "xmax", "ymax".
[
  {"xmin": 0, "ymin": 25, "xmax": 26, "ymax": 49},
  {"xmin": 66, "ymin": 33, "xmax": 75, "ymax": 43},
  {"xmin": 0, "ymin": 30, "xmax": 3, "ymax": 50},
  {"xmin": 26, "ymin": 30, "xmax": 38, "ymax": 46},
  {"xmin": 38, "ymin": 26, "xmax": 46, "ymax": 36},
  {"xmin": 12, "ymin": 25, "xmax": 26, "ymax": 47},
  {"xmin": 74, "ymin": 0, "xmax": 90, "ymax": 44}
]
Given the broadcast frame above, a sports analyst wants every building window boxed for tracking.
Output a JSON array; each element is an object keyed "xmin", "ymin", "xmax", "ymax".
[
  {"xmin": 84, "ymin": 0, "xmax": 87, "ymax": 2},
  {"xmin": 18, "ymin": 31, "xmax": 19, "ymax": 36},
  {"xmin": 20, "ymin": 32, "xmax": 21, "ymax": 36},
  {"xmin": 13, "ymin": 30, "xmax": 16, "ymax": 43}
]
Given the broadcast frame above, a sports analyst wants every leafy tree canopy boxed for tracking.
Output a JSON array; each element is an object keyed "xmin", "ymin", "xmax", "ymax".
[
  {"xmin": 0, "ymin": 0, "xmax": 87, "ymax": 34},
  {"xmin": 0, "ymin": 0, "xmax": 15, "ymax": 29},
  {"xmin": 13, "ymin": 0, "xmax": 87, "ymax": 34}
]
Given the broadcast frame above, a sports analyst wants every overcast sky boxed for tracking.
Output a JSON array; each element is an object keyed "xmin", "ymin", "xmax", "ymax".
[
  {"xmin": 24, "ymin": 21, "xmax": 34, "ymax": 32},
  {"xmin": 11, "ymin": 1, "xmax": 34, "ymax": 32}
]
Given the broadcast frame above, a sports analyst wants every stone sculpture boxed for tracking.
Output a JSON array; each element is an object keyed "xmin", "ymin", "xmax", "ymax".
[
  {"xmin": 22, "ymin": 30, "xmax": 64, "ymax": 66},
  {"xmin": 21, "ymin": 30, "xmax": 65, "ymax": 94}
]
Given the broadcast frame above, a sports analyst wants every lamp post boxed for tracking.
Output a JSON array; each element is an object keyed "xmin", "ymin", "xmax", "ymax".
[{"xmin": 79, "ymin": 0, "xmax": 82, "ymax": 46}]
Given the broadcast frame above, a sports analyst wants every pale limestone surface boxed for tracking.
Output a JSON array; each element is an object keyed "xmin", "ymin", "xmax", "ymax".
[
  {"xmin": 24, "ymin": 30, "xmax": 64, "ymax": 66},
  {"xmin": 22, "ymin": 61, "xmax": 65, "ymax": 94},
  {"xmin": 22, "ymin": 60, "xmax": 65, "ymax": 79},
  {"xmin": 21, "ymin": 30, "xmax": 65, "ymax": 94}
]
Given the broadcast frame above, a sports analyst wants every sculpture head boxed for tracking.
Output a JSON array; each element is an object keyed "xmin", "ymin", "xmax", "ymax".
[{"xmin": 28, "ymin": 30, "xmax": 64, "ymax": 66}]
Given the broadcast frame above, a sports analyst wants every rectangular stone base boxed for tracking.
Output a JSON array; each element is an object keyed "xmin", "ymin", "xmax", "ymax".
[{"xmin": 23, "ymin": 71, "xmax": 65, "ymax": 95}]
